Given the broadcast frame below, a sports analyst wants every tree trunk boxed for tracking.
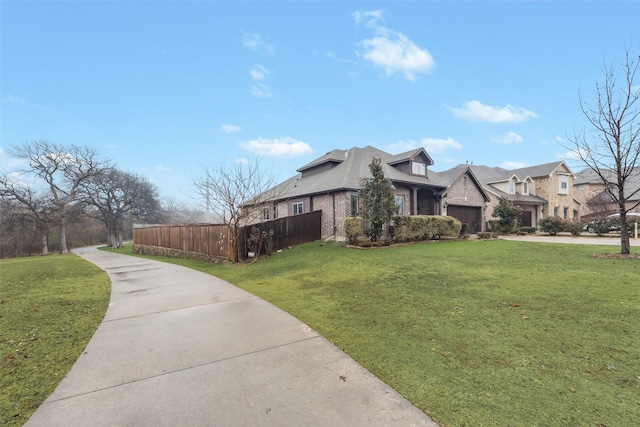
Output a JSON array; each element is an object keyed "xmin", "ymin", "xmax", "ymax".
[
  {"xmin": 59, "ymin": 213, "xmax": 68, "ymax": 254},
  {"xmin": 619, "ymin": 214, "xmax": 631, "ymax": 255},
  {"xmin": 41, "ymin": 233, "xmax": 49, "ymax": 256}
]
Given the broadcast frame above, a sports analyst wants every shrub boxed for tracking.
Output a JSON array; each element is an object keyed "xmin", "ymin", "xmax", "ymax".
[
  {"xmin": 563, "ymin": 221, "xmax": 585, "ymax": 236},
  {"xmin": 477, "ymin": 232, "xmax": 494, "ymax": 239},
  {"xmin": 518, "ymin": 227, "xmax": 536, "ymax": 234},
  {"xmin": 538, "ymin": 217, "xmax": 565, "ymax": 235},
  {"xmin": 488, "ymin": 219, "xmax": 518, "ymax": 235},
  {"xmin": 391, "ymin": 215, "xmax": 462, "ymax": 242},
  {"xmin": 586, "ymin": 218, "xmax": 615, "ymax": 236},
  {"xmin": 344, "ymin": 217, "xmax": 362, "ymax": 245}
]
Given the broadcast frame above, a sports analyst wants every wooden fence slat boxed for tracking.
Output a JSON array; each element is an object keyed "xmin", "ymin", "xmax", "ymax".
[{"xmin": 133, "ymin": 211, "xmax": 321, "ymax": 262}]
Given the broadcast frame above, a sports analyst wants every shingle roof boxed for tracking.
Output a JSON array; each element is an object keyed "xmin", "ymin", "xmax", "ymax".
[
  {"xmin": 508, "ymin": 161, "xmax": 571, "ymax": 179},
  {"xmin": 270, "ymin": 146, "xmax": 446, "ymax": 201}
]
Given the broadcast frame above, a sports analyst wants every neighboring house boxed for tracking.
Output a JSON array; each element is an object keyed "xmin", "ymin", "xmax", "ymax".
[
  {"xmin": 448, "ymin": 162, "xmax": 579, "ymax": 227},
  {"xmin": 574, "ymin": 167, "xmax": 640, "ymax": 218}
]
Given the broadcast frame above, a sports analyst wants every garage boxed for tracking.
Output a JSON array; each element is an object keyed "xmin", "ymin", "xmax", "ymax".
[{"xmin": 446, "ymin": 205, "xmax": 482, "ymax": 233}]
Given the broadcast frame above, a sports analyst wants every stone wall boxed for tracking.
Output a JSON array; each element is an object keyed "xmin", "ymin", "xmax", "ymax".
[{"xmin": 133, "ymin": 244, "xmax": 229, "ymax": 263}]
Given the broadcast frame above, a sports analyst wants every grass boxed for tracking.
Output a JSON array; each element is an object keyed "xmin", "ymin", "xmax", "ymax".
[
  {"xmin": 0, "ymin": 254, "xmax": 110, "ymax": 426},
  {"xmin": 110, "ymin": 240, "xmax": 640, "ymax": 427}
]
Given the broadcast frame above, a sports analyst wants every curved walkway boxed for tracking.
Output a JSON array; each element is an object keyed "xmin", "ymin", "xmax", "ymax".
[{"xmin": 25, "ymin": 246, "xmax": 436, "ymax": 427}]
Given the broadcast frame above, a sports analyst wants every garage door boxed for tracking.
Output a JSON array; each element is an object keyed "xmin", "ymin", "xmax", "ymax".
[{"xmin": 447, "ymin": 205, "xmax": 482, "ymax": 233}]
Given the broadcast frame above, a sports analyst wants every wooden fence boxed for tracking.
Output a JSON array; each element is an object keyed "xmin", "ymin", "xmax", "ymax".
[
  {"xmin": 237, "ymin": 210, "xmax": 322, "ymax": 260},
  {"xmin": 133, "ymin": 210, "xmax": 322, "ymax": 262},
  {"xmin": 133, "ymin": 223, "xmax": 232, "ymax": 259}
]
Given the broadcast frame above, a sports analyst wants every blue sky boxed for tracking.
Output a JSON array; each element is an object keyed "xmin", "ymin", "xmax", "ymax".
[{"xmin": 2, "ymin": 1, "xmax": 639, "ymax": 204}]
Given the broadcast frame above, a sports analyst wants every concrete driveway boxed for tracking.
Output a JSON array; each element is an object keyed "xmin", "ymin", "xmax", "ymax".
[{"xmin": 25, "ymin": 246, "xmax": 436, "ymax": 427}]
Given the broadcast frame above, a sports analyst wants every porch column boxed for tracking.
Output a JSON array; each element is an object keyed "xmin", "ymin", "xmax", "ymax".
[{"xmin": 412, "ymin": 187, "xmax": 418, "ymax": 215}]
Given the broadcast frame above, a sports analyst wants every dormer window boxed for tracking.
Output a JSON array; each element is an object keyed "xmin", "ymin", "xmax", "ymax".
[
  {"xmin": 509, "ymin": 180, "xmax": 515, "ymax": 194},
  {"xmin": 412, "ymin": 162, "xmax": 426, "ymax": 176},
  {"xmin": 523, "ymin": 182, "xmax": 528, "ymax": 194}
]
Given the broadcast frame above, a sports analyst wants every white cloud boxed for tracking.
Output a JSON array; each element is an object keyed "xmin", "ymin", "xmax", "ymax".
[
  {"xmin": 2, "ymin": 95, "xmax": 26, "ymax": 104},
  {"xmin": 353, "ymin": 10, "xmax": 382, "ymax": 26},
  {"xmin": 156, "ymin": 165, "xmax": 172, "ymax": 172},
  {"xmin": 221, "ymin": 124, "xmax": 242, "ymax": 133},
  {"xmin": 387, "ymin": 137, "xmax": 462, "ymax": 154},
  {"xmin": 556, "ymin": 150, "xmax": 583, "ymax": 161},
  {"xmin": 251, "ymin": 83, "xmax": 272, "ymax": 98},
  {"xmin": 499, "ymin": 161, "xmax": 529, "ymax": 169},
  {"xmin": 491, "ymin": 131, "xmax": 523, "ymax": 144},
  {"xmin": 239, "ymin": 137, "xmax": 313, "ymax": 158},
  {"xmin": 235, "ymin": 157, "xmax": 249, "ymax": 165},
  {"xmin": 447, "ymin": 100, "xmax": 538, "ymax": 123},
  {"xmin": 354, "ymin": 9, "xmax": 435, "ymax": 81},
  {"xmin": 242, "ymin": 32, "xmax": 274, "ymax": 54},
  {"xmin": 250, "ymin": 64, "xmax": 270, "ymax": 80}
]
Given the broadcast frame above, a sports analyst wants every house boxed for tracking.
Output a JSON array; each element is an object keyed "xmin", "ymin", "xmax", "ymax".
[
  {"xmin": 253, "ymin": 146, "xmax": 490, "ymax": 240},
  {"xmin": 253, "ymin": 147, "xmax": 580, "ymax": 241},
  {"xmin": 452, "ymin": 161, "xmax": 580, "ymax": 227},
  {"xmin": 574, "ymin": 167, "xmax": 640, "ymax": 218}
]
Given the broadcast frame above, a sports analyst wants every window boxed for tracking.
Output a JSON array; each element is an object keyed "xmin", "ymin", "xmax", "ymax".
[
  {"xmin": 509, "ymin": 180, "xmax": 515, "ymax": 194},
  {"xmin": 412, "ymin": 162, "xmax": 426, "ymax": 176},
  {"xmin": 350, "ymin": 195, "xmax": 359, "ymax": 217},
  {"xmin": 395, "ymin": 195, "xmax": 405, "ymax": 215},
  {"xmin": 559, "ymin": 175, "xmax": 569, "ymax": 194},
  {"xmin": 293, "ymin": 202, "xmax": 304, "ymax": 215},
  {"xmin": 523, "ymin": 182, "xmax": 528, "ymax": 194},
  {"xmin": 463, "ymin": 176, "xmax": 468, "ymax": 189},
  {"xmin": 272, "ymin": 205, "xmax": 278, "ymax": 219},
  {"xmin": 262, "ymin": 208, "xmax": 270, "ymax": 220},
  {"xmin": 554, "ymin": 207, "xmax": 559, "ymax": 217},
  {"xmin": 563, "ymin": 207, "xmax": 568, "ymax": 219}
]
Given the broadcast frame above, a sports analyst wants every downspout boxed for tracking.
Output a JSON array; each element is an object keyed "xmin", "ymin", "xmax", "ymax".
[{"xmin": 332, "ymin": 193, "xmax": 336, "ymax": 240}]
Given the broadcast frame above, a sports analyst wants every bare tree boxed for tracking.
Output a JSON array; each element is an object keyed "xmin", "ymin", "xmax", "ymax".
[
  {"xmin": 80, "ymin": 167, "xmax": 162, "ymax": 248},
  {"xmin": 566, "ymin": 46, "xmax": 640, "ymax": 254},
  {"xmin": 191, "ymin": 158, "xmax": 278, "ymax": 261},
  {"xmin": 0, "ymin": 174, "xmax": 55, "ymax": 255},
  {"xmin": 6, "ymin": 141, "xmax": 105, "ymax": 253},
  {"xmin": 160, "ymin": 197, "xmax": 206, "ymax": 224}
]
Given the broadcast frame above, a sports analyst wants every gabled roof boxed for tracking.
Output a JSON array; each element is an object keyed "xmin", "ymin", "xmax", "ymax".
[
  {"xmin": 444, "ymin": 164, "xmax": 550, "ymax": 204},
  {"xmin": 434, "ymin": 165, "xmax": 491, "ymax": 202},
  {"xmin": 296, "ymin": 148, "xmax": 346, "ymax": 173},
  {"xmin": 509, "ymin": 161, "xmax": 574, "ymax": 179},
  {"xmin": 268, "ymin": 146, "xmax": 446, "ymax": 201},
  {"xmin": 386, "ymin": 148, "xmax": 435, "ymax": 167}
]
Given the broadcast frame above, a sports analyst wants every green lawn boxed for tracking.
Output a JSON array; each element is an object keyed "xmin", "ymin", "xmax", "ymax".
[
  {"xmin": 114, "ymin": 239, "xmax": 640, "ymax": 427},
  {"xmin": 0, "ymin": 255, "xmax": 110, "ymax": 426}
]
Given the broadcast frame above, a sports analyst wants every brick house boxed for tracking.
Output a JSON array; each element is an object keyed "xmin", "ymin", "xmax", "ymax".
[
  {"xmin": 251, "ymin": 147, "xmax": 581, "ymax": 240},
  {"xmin": 573, "ymin": 167, "xmax": 640, "ymax": 218},
  {"xmin": 251, "ymin": 146, "xmax": 490, "ymax": 240},
  {"xmin": 448, "ymin": 161, "xmax": 580, "ymax": 227}
]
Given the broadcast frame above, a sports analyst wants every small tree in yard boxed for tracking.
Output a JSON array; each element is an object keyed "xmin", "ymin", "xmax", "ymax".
[
  {"xmin": 360, "ymin": 158, "xmax": 398, "ymax": 241},
  {"xmin": 491, "ymin": 196, "xmax": 522, "ymax": 234}
]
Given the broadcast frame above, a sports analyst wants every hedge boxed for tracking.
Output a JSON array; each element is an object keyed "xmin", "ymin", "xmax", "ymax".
[{"xmin": 391, "ymin": 215, "xmax": 462, "ymax": 242}]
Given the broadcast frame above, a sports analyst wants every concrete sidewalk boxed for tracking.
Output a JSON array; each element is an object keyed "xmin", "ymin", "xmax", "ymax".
[{"xmin": 25, "ymin": 246, "xmax": 436, "ymax": 427}]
